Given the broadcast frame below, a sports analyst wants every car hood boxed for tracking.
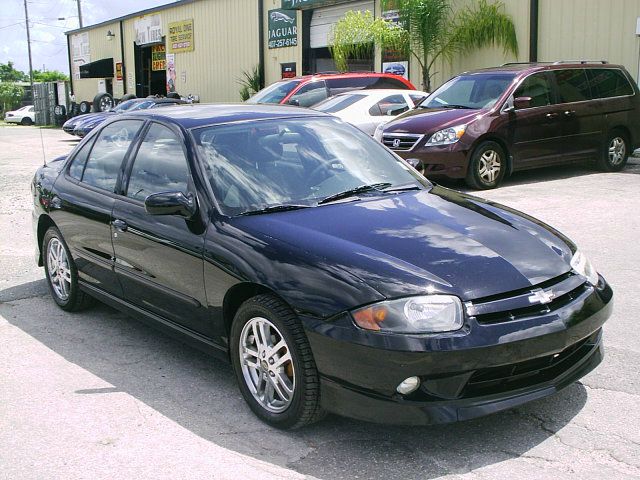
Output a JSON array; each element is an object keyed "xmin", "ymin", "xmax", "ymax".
[
  {"xmin": 384, "ymin": 107, "xmax": 483, "ymax": 134},
  {"xmin": 235, "ymin": 186, "xmax": 574, "ymax": 302}
]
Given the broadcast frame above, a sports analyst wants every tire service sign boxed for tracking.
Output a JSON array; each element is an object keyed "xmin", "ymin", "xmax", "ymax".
[{"xmin": 268, "ymin": 9, "xmax": 297, "ymax": 49}]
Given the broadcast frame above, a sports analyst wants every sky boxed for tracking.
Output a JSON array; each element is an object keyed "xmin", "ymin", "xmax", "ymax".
[{"xmin": 1, "ymin": 0, "xmax": 177, "ymax": 75}]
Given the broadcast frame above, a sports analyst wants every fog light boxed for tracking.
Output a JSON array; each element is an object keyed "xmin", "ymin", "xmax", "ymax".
[
  {"xmin": 406, "ymin": 158, "xmax": 421, "ymax": 168},
  {"xmin": 396, "ymin": 376, "xmax": 420, "ymax": 395}
]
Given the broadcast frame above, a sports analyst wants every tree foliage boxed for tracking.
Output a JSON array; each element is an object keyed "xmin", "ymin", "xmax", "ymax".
[
  {"xmin": 330, "ymin": 0, "xmax": 519, "ymax": 91},
  {"xmin": 0, "ymin": 82, "xmax": 25, "ymax": 114},
  {"xmin": 238, "ymin": 65, "xmax": 264, "ymax": 101},
  {"xmin": 33, "ymin": 70, "xmax": 69, "ymax": 82},
  {"xmin": 0, "ymin": 62, "xmax": 28, "ymax": 82}
]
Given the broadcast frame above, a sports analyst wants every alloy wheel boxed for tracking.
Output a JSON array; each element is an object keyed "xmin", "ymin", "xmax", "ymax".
[
  {"xmin": 47, "ymin": 237, "xmax": 71, "ymax": 301},
  {"xmin": 239, "ymin": 316, "xmax": 295, "ymax": 413},
  {"xmin": 608, "ymin": 136, "xmax": 626, "ymax": 166},
  {"xmin": 478, "ymin": 150, "xmax": 502, "ymax": 184}
]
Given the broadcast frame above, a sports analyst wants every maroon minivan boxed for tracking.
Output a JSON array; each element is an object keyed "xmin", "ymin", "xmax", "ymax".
[{"xmin": 376, "ymin": 62, "xmax": 640, "ymax": 189}]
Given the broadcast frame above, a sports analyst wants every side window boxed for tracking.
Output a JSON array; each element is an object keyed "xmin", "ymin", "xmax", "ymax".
[
  {"xmin": 126, "ymin": 123, "xmax": 190, "ymax": 201},
  {"xmin": 289, "ymin": 81, "xmax": 328, "ymax": 107},
  {"xmin": 327, "ymin": 77, "xmax": 373, "ymax": 95},
  {"xmin": 369, "ymin": 95, "xmax": 409, "ymax": 116},
  {"xmin": 514, "ymin": 73, "xmax": 554, "ymax": 108},
  {"xmin": 409, "ymin": 94, "xmax": 426, "ymax": 105},
  {"xmin": 554, "ymin": 69, "xmax": 591, "ymax": 103},
  {"xmin": 82, "ymin": 120, "xmax": 143, "ymax": 192},
  {"xmin": 67, "ymin": 137, "xmax": 95, "ymax": 180},
  {"xmin": 587, "ymin": 69, "xmax": 634, "ymax": 98},
  {"xmin": 367, "ymin": 77, "xmax": 410, "ymax": 90}
]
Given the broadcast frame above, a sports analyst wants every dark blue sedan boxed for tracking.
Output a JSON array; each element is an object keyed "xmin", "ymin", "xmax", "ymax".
[{"xmin": 32, "ymin": 104, "xmax": 611, "ymax": 428}]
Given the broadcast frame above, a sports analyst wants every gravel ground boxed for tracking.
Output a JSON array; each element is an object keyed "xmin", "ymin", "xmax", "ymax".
[{"xmin": 1, "ymin": 124, "xmax": 639, "ymax": 480}]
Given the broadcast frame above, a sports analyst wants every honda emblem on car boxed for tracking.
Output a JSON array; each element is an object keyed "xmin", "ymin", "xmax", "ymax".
[{"xmin": 392, "ymin": 138, "xmax": 401, "ymax": 148}]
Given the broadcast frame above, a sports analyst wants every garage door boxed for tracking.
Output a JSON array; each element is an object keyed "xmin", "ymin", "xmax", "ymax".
[{"xmin": 310, "ymin": 1, "xmax": 375, "ymax": 49}]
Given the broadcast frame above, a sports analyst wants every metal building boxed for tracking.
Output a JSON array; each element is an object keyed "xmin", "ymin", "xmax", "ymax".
[{"xmin": 66, "ymin": 0, "xmax": 640, "ymax": 103}]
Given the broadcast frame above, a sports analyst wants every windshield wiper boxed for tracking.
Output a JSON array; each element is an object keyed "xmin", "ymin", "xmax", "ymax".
[
  {"xmin": 382, "ymin": 183, "xmax": 422, "ymax": 193},
  {"xmin": 317, "ymin": 183, "xmax": 392, "ymax": 205},
  {"xmin": 441, "ymin": 104, "xmax": 473, "ymax": 109},
  {"xmin": 238, "ymin": 204, "xmax": 311, "ymax": 216}
]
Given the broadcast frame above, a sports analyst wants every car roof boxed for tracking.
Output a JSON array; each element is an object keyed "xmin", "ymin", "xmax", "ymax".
[
  {"xmin": 117, "ymin": 103, "xmax": 330, "ymax": 129},
  {"xmin": 279, "ymin": 72, "xmax": 411, "ymax": 82},
  {"xmin": 461, "ymin": 62, "xmax": 626, "ymax": 77},
  {"xmin": 331, "ymin": 89, "xmax": 429, "ymax": 98}
]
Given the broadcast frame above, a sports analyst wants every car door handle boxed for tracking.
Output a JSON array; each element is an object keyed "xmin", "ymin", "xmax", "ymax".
[
  {"xmin": 545, "ymin": 113, "xmax": 559, "ymax": 119},
  {"xmin": 564, "ymin": 110, "xmax": 576, "ymax": 116},
  {"xmin": 112, "ymin": 219, "xmax": 128, "ymax": 232}
]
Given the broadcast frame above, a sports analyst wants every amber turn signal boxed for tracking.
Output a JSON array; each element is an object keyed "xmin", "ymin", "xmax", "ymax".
[{"xmin": 353, "ymin": 306, "xmax": 387, "ymax": 331}]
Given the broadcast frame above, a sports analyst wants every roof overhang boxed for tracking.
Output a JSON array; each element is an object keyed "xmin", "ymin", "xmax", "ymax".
[{"xmin": 79, "ymin": 58, "xmax": 114, "ymax": 78}]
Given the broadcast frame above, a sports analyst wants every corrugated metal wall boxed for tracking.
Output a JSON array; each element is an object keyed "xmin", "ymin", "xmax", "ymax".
[
  {"xmin": 122, "ymin": 0, "xmax": 260, "ymax": 102},
  {"xmin": 538, "ymin": 0, "xmax": 640, "ymax": 78}
]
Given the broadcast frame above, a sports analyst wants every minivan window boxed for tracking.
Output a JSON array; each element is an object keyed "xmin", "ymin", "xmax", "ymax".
[
  {"xmin": 554, "ymin": 69, "xmax": 592, "ymax": 103},
  {"xmin": 288, "ymin": 81, "xmax": 328, "ymax": 107},
  {"xmin": 422, "ymin": 73, "xmax": 514, "ymax": 110},
  {"xmin": 587, "ymin": 69, "xmax": 634, "ymax": 98},
  {"xmin": 514, "ymin": 73, "xmax": 554, "ymax": 108},
  {"xmin": 82, "ymin": 120, "xmax": 143, "ymax": 192}
]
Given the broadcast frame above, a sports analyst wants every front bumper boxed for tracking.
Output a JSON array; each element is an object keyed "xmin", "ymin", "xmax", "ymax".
[
  {"xmin": 396, "ymin": 143, "xmax": 471, "ymax": 179},
  {"xmin": 302, "ymin": 279, "xmax": 612, "ymax": 425}
]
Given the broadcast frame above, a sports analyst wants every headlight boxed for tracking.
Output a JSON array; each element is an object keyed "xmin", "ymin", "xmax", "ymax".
[
  {"xmin": 373, "ymin": 124, "xmax": 384, "ymax": 142},
  {"xmin": 352, "ymin": 295, "xmax": 463, "ymax": 334},
  {"xmin": 425, "ymin": 124, "xmax": 466, "ymax": 146},
  {"xmin": 570, "ymin": 250, "xmax": 599, "ymax": 286}
]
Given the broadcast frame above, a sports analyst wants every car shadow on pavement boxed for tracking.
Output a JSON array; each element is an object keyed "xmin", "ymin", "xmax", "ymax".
[
  {"xmin": 1, "ymin": 283, "xmax": 589, "ymax": 480},
  {"xmin": 437, "ymin": 158, "xmax": 640, "ymax": 192}
]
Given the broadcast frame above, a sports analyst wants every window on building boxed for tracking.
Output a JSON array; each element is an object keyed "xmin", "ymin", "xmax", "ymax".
[
  {"xmin": 126, "ymin": 123, "xmax": 190, "ymax": 202},
  {"xmin": 82, "ymin": 120, "xmax": 143, "ymax": 192}
]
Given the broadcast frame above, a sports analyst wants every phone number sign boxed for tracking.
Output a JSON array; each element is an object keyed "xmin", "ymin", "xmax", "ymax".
[{"xmin": 268, "ymin": 9, "xmax": 297, "ymax": 49}]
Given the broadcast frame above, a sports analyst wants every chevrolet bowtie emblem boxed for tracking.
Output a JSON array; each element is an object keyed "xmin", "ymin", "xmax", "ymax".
[{"xmin": 528, "ymin": 288, "xmax": 553, "ymax": 305}]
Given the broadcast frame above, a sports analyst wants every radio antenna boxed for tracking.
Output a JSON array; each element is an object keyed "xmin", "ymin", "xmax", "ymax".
[{"xmin": 39, "ymin": 126, "xmax": 46, "ymax": 166}]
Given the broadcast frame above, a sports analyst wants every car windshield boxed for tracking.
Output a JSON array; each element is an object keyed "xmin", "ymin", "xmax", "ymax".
[
  {"xmin": 193, "ymin": 117, "xmax": 428, "ymax": 216},
  {"xmin": 111, "ymin": 99, "xmax": 140, "ymax": 113},
  {"xmin": 246, "ymin": 80, "xmax": 301, "ymax": 104},
  {"xmin": 129, "ymin": 100, "xmax": 156, "ymax": 111},
  {"xmin": 313, "ymin": 94, "xmax": 365, "ymax": 113},
  {"xmin": 422, "ymin": 73, "xmax": 515, "ymax": 110}
]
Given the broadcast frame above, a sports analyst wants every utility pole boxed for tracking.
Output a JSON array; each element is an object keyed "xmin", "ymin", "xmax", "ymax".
[
  {"xmin": 77, "ymin": 0, "xmax": 83, "ymax": 28},
  {"xmin": 23, "ymin": 0, "xmax": 34, "ymax": 94}
]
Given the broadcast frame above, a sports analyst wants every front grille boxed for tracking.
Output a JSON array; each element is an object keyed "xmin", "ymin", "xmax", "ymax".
[
  {"xmin": 463, "ymin": 329, "xmax": 600, "ymax": 398},
  {"xmin": 382, "ymin": 133, "xmax": 423, "ymax": 151},
  {"xmin": 467, "ymin": 272, "xmax": 590, "ymax": 325}
]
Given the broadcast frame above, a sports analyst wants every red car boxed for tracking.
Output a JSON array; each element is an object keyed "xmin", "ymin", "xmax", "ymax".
[{"xmin": 246, "ymin": 72, "xmax": 416, "ymax": 108}]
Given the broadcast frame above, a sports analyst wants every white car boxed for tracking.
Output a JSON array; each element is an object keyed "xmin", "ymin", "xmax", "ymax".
[
  {"xmin": 5, "ymin": 105, "xmax": 35, "ymax": 125},
  {"xmin": 313, "ymin": 89, "xmax": 429, "ymax": 136}
]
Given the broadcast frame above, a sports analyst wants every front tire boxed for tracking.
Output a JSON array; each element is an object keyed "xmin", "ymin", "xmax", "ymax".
[
  {"xmin": 597, "ymin": 130, "xmax": 629, "ymax": 172},
  {"xmin": 465, "ymin": 141, "xmax": 506, "ymax": 189},
  {"xmin": 230, "ymin": 294, "xmax": 325, "ymax": 429},
  {"xmin": 43, "ymin": 227, "xmax": 93, "ymax": 311}
]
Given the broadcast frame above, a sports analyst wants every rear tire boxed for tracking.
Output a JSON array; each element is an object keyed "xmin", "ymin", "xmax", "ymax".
[
  {"xmin": 43, "ymin": 227, "xmax": 94, "ymax": 311},
  {"xmin": 597, "ymin": 130, "xmax": 629, "ymax": 172},
  {"xmin": 465, "ymin": 141, "xmax": 506, "ymax": 189},
  {"xmin": 20, "ymin": 117, "xmax": 33, "ymax": 126},
  {"xmin": 230, "ymin": 294, "xmax": 325, "ymax": 429}
]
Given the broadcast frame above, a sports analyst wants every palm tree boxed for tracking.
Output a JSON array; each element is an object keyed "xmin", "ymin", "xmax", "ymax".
[{"xmin": 330, "ymin": 0, "xmax": 519, "ymax": 91}]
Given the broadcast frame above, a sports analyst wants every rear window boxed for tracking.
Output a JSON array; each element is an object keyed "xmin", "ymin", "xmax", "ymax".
[
  {"xmin": 554, "ymin": 69, "xmax": 592, "ymax": 103},
  {"xmin": 314, "ymin": 94, "xmax": 364, "ymax": 113},
  {"xmin": 587, "ymin": 69, "xmax": 634, "ymax": 98},
  {"xmin": 246, "ymin": 80, "xmax": 301, "ymax": 104},
  {"xmin": 327, "ymin": 76, "xmax": 409, "ymax": 95}
]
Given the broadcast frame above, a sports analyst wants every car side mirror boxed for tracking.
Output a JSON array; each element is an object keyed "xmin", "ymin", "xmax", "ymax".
[
  {"xmin": 287, "ymin": 98, "xmax": 300, "ymax": 106},
  {"xmin": 513, "ymin": 96, "xmax": 532, "ymax": 110},
  {"xmin": 144, "ymin": 191, "xmax": 197, "ymax": 218}
]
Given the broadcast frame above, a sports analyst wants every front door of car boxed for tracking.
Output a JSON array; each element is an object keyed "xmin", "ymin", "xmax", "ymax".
[
  {"xmin": 507, "ymin": 72, "xmax": 565, "ymax": 168},
  {"xmin": 111, "ymin": 121, "xmax": 212, "ymax": 336},
  {"xmin": 52, "ymin": 119, "xmax": 145, "ymax": 297}
]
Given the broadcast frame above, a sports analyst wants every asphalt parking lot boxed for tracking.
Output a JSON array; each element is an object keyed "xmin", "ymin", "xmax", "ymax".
[{"xmin": 1, "ymin": 124, "xmax": 639, "ymax": 480}]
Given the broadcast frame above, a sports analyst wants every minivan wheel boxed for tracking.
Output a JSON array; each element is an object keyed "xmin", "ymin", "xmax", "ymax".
[
  {"xmin": 466, "ymin": 141, "xmax": 506, "ymax": 189},
  {"xmin": 43, "ymin": 227, "xmax": 94, "ymax": 311},
  {"xmin": 598, "ymin": 131, "xmax": 629, "ymax": 172},
  {"xmin": 230, "ymin": 294, "xmax": 325, "ymax": 429}
]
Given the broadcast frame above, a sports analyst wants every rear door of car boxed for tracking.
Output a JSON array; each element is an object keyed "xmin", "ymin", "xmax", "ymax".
[
  {"xmin": 509, "ymin": 72, "xmax": 565, "ymax": 168},
  {"xmin": 111, "ymin": 121, "xmax": 212, "ymax": 336},
  {"xmin": 550, "ymin": 68, "xmax": 603, "ymax": 160},
  {"xmin": 53, "ymin": 119, "xmax": 145, "ymax": 297}
]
